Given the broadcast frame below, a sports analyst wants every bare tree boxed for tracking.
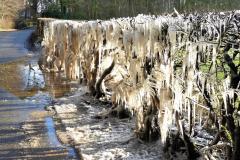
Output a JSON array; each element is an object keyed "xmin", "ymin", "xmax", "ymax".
[
  {"xmin": 0, "ymin": 0, "xmax": 25, "ymax": 20},
  {"xmin": 0, "ymin": 0, "xmax": 25, "ymax": 28}
]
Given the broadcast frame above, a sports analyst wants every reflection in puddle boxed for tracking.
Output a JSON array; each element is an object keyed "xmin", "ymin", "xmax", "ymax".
[
  {"xmin": 43, "ymin": 72, "xmax": 70, "ymax": 98},
  {"xmin": 0, "ymin": 59, "xmax": 76, "ymax": 158},
  {"xmin": 0, "ymin": 60, "xmax": 71, "ymax": 99}
]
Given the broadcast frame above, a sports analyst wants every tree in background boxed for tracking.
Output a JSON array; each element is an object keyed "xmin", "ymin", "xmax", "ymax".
[
  {"xmin": 0, "ymin": 0, "xmax": 25, "ymax": 28},
  {"xmin": 1, "ymin": 0, "xmax": 240, "ymax": 27},
  {"xmin": 38, "ymin": 0, "xmax": 240, "ymax": 20}
]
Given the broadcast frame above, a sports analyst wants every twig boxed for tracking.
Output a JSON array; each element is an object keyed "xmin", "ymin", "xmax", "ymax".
[
  {"xmin": 186, "ymin": 97, "xmax": 210, "ymax": 111},
  {"xmin": 201, "ymin": 142, "xmax": 231, "ymax": 152}
]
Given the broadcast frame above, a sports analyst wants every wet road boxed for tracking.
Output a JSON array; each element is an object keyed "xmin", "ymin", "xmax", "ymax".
[
  {"xmin": 0, "ymin": 30, "xmax": 77, "ymax": 159},
  {"xmin": 0, "ymin": 30, "xmax": 33, "ymax": 63}
]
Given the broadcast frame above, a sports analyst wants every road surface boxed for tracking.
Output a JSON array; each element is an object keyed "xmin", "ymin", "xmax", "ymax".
[
  {"xmin": 0, "ymin": 30, "xmax": 34, "ymax": 63},
  {"xmin": 0, "ymin": 29, "xmax": 77, "ymax": 159}
]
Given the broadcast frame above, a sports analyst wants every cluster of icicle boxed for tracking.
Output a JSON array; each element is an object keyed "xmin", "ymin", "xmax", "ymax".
[{"xmin": 38, "ymin": 11, "xmax": 240, "ymax": 145}]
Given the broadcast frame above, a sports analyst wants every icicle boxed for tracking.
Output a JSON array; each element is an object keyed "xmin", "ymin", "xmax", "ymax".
[
  {"xmin": 38, "ymin": 12, "xmax": 239, "ymax": 149},
  {"xmin": 199, "ymin": 109, "xmax": 202, "ymax": 127},
  {"xmin": 160, "ymin": 107, "xmax": 172, "ymax": 144},
  {"xmin": 193, "ymin": 98, "xmax": 196, "ymax": 128}
]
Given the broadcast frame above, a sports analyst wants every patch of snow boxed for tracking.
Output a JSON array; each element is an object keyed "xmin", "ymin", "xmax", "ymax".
[{"xmin": 54, "ymin": 104, "xmax": 77, "ymax": 114}]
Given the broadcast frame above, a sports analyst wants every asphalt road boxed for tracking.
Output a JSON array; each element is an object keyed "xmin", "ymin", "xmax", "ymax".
[
  {"xmin": 0, "ymin": 29, "xmax": 33, "ymax": 63},
  {"xmin": 0, "ymin": 30, "xmax": 77, "ymax": 159}
]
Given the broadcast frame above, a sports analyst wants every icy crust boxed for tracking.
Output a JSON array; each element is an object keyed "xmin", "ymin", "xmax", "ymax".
[
  {"xmin": 40, "ymin": 11, "xmax": 240, "ymax": 159},
  {"xmin": 54, "ymin": 104, "xmax": 77, "ymax": 114},
  {"xmin": 49, "ymin": 87, "xmax": 166, "ymax": 160}
]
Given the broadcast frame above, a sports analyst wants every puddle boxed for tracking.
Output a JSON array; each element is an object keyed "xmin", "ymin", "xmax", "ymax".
[
  {"xmin": 45, "ymin": 117, "xmax": 77, "ymax": 158},
  {"xmin": 0, "ymin": 58, "xmax": 77, "ymax": 158},
  {"xmin": 43, "ymin": 72, "xmax": 71, "ymax": 98},
  {"xmin": 0, "ymin": 59, "xmax": 71, "ymax": 99}
]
